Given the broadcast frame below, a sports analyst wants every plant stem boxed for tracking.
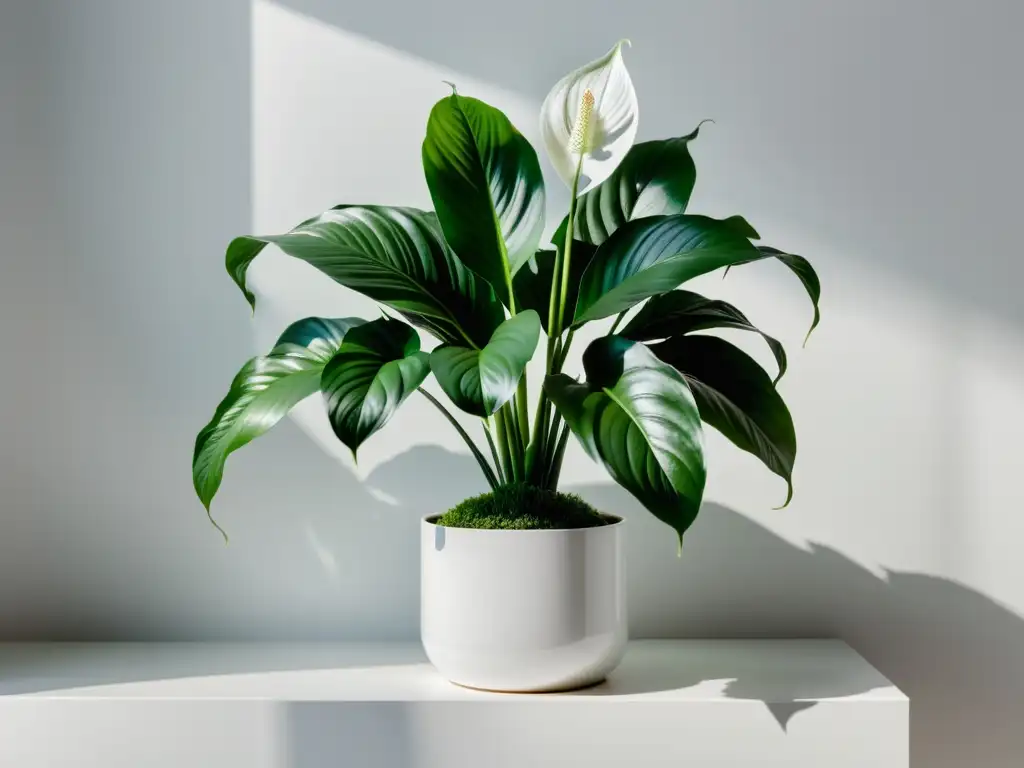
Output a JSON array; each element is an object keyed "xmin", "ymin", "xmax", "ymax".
[
  {"xmin": 536, "ymin": 274, "xmax": 562, "ymax": 475},
  {"xmin": 536, "ymin": 280, "xmax": 565, "ymax": 485},
  {"xmin": 418, "ymin": 388, "xmax": 499, "ymax": 489},
  {"xmin": 541, "ymin": 327, "xmax": 578, "ymax": 463},
  {"xmin": 555, "ymin": 328, "xmax": 576, "ymax": 372},
  {"xmin": 545, "ymin": 422, "xmax": 572, "ymax": 489},
  {"xmin": 495, "ymin": 406, "xmax": 519, "ymax": 482},
  {"xmin": 556, "ymin": 155, "xmax": 585, "ymax": 340},
  {"xmin": 608, "ymin": 310, "xmax": 628, "ymax": 336},
  {"xmin": 515, "ymin": 377, "xmax": 530, "ymax": 445},
  {"xmin": 482, "ymin": 420, "xmax": 506, "ymax": 485},
  {"xmin": 527, "ymin": 385, "xmax": 549, "ymax": 483},
  {"xmin": 532, "ymin": 153, "xmax": 586, "ymax": 485},
  {"xmin": 507, "ymin": 402, "xmax": 526, "ymax": 477},
  {"xmin": 545, "ymin": 278, "xmax": 563, "ymax": 371},
  {"xmin": 543, "ymin": 400, "xmax": 563, "ymax": 469}
]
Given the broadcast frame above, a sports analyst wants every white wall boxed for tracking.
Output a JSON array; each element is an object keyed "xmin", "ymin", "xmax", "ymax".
[{"xmin": 2, "ymin": 0, "xmax": 1023, "ymax": 765}]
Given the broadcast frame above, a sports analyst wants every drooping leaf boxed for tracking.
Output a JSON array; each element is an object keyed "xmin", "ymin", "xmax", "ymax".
[
  {"xmin": 540, "ymin": 40, "xmax": 638, "ymax": 194},
  {"xmin": 649, "ymin": 334, "xmax": 796, "ymax": 506},
  {"xmin": 226, "ymin": 235, "xmax": 274, "ymax": 310},
  {"xmin": 553, "ymin": 124, "xmax": 707, "ymax": 248},
  {"xmin": 422, "ymin": 93, "xmax": 545, "ymax": 305},
  {"xmin": 226, "ymin": 205, "xmax": 504, "ymax": 348},
  {"xmin": 622, "ymin": 290, "xmax": 787, "ymax": 382},
  {"xmin": 320, "ymin": 317, "xmax": 430, "ymax": 459},
  {"xmin": 760, "ymin": 246, "xmax": 821, "ymax": 343},
  {"xmin": 192, "ymin": 316, "xmax": 365, "ymax": 515},
  {"xmin": 512, "ymin": 240, "xmax": 598, "ymax": 335},
  {"xmin": 430, "ymin": 310, "xmax": 541, "ymax": 417},
  {"xmin": 725, "ymin": 244, "xmax": 821, "ymax": 344},
  {"xmin": 544, "ymin": 336, "xmax": 706, "ymax": 540},
  {"xmin": 573, "ymin": 214, "xmax": 760, "ymax": 325}
]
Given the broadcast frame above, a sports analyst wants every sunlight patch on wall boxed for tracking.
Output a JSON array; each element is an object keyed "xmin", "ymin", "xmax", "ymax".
[
  {"xmin": 251, "ymin": 0, "xmax": 545, "ymax": 477},
  {"xmin": 250, "ymin": 1, "xmax": 1024, "ymax": 616}
]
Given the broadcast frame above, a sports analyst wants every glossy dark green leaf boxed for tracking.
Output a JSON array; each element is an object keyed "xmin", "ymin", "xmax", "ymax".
[
  {"xmin": 650, "ymin": 334, "xmax": 796, "ymax": 506},
  {"xmin": 512, "ymin": 240, "xmax": 598, "ymax": 335},
  {"xmin": 761, "ymin": 246, "xmax": 821, "ymax": 343},
  {"xmin": 622, "ymin": 290, "xmax": 787, "ymax": 382},
  {"xmin": 423, "ymin": 93, "xmax": 545, "ymax": 305},
  {"xmin": 193, "ymin": 316, "xmax": 365, "ymax": 515},
  {"xmin": 544, "ymin": 336, "xmax": 706, "ymax": 540},
  {"xmin": 721, "ymin": 215, "xmax": 760, "ymax": 240},
  {"xmin": 573, "ymin": 214, "xmax": 760, "ymax": 325},
  {"xmin": 226, "ymin": 205, "xmax": 504, "ymax": 348},
  {"xmin": 430, "ymin": 310, "xmax": 540, "ymax": 417},
  {"xmin": 552, "ymin": 124, "xmax": 707, "ymax": 247},
  {"xmin": 321, "ymin": 317, "xmax": 430, "ymax": 458},
  {"xmin": 725, "ymin": 245, "xmax": 821, "ymax": 344}
]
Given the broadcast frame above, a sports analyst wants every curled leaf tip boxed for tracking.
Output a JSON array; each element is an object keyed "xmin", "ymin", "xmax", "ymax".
[
  {"xmin": 616, "ymin": 38, "xmax": 632, "ymax": 51},
  {"xmin": 205, "ymin": 507, "xmax": 230, "ymax": 544},
  {"xmin": 802, "ymin": 315, "xmax": 820, "ymax": 348},
  {"xmin": 442, "ymin": 80, "xmax": 458, "ymax": 95},
  {"xmin": 772, "ymin": 481, "xmax": 794, "ymax": 511},
  {"xmin": 680, "ymin": 119, "xmax": 715, "ymax": 143}
]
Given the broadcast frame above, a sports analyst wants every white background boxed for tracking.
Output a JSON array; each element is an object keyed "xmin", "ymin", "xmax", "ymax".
[{"xmin": 2, "ymin": 1, "xmax": 1023, "ymax": 765}]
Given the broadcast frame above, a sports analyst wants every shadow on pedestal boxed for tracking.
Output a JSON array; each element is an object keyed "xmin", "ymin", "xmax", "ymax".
[{"xmin": 368, "ymin": 446, "xmax": 1024, "ymax": 764}]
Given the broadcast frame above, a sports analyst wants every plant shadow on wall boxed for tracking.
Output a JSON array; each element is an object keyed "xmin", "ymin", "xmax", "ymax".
[
  {"xmin": 228, "ymin": 3, "xmax": 1024, "ymax": 765},
  {"xmin": 369, "ymin": 445, "xmax": 1024, "ymax": 755}
]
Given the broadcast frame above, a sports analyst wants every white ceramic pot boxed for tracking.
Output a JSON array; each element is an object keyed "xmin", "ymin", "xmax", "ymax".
[{"xmin": 421, "ymin": 515, "xmax": 627, "ymax": 692}]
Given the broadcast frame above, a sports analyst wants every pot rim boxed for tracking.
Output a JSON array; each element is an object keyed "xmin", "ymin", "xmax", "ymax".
[{"xmin": 422, "ymin": 512, "xmax": 624, "ymax": 531}]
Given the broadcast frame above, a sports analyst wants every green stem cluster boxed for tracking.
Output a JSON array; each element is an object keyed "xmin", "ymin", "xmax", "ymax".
[
  {"xmin": 526, "ymin": 154, "xmax": 585, "ymax": 489},
  {"xmin": 426, "ymin": 155, "xmax": 585, "ymax": 492}
]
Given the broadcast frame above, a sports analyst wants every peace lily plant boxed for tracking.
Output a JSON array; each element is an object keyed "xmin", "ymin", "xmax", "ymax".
[
  {"xmin": 194, "ymin": 39, "xmax": 819, "ymax": 544},
  {"xmin": 193, "ymin": 41, "xmax": 819, "ymax": 691}
]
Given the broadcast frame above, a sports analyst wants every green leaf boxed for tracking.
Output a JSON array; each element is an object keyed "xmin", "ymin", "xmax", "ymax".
[
  {"xmin": 650, "ymin": 335, "xmax": 796, "ymax": 506},
  {"xmin": 422, "ymin": 92, "xmax": 545, "ymax": 305},
  {"xmin": 226, "ymin": 235, "xmax": 273, "ymax": 311},
  {"xmin": 622, "ymin": 290, "xmax": 787, "ymax": 382},
  {"xmin": 430, "ymin": 310, "xmax": 541, "ymax": 417},
  {"xmin": 226, "ymin": 205, "xmax": 504, "ymax": 348},
  {"xmin": 573, "ymin": 214, "xmax": 760, "ymax": 325},
  {"xmin": 512, "ymin": 240, "xmax": 598, "ymax": 335},
  {"xmin": 321, "ymin": 317, "xmax": 430, "ymax": 459},
  {"xmin": 721, "ymin": 215, "xmax": 760, "ymax": 240},
  {"xmin": 544, "ymin": 336, "xmax": 706, "ymax": 540},
  {"xmin": 553, "ymin": 124, "xmax": 707, "ymax": 247},
  {"xmin": 192, "ymin": 316, "xmax": 365, "ymax": 516},
  {"xmin": 760, "ymin": 246, "xmax": 821, "ymax": 343},
  {"xmin": 725, "ymin": 245, "xmax": 821, "ymax": 344}
]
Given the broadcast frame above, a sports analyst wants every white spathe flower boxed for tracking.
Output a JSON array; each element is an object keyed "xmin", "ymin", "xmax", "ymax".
[{"xmin": 540, "ymin": 40, "xmax": 638, "ymax": 194}]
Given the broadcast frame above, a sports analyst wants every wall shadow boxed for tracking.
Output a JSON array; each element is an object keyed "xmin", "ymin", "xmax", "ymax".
[
  {"xmin": 370, "ymin": 447, "xmax": 1024, "ymax": 766},
  {"xmin": 610, "ymin": 486, "xmax": 1024, "ymax": 764},
  {"xmin": 573, "ymin": 639, "xmax": 883, "ymax": 731}
]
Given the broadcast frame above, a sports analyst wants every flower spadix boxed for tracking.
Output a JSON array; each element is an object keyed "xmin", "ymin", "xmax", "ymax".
[{"xmin": 540, "ymin": 40, "xmax": 638, "ymax": 194}]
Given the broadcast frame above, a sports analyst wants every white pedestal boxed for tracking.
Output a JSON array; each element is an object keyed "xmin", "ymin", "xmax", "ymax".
[{"xmin": 0, "ymin": 640, "xmax": 907, "ymax": 767}]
